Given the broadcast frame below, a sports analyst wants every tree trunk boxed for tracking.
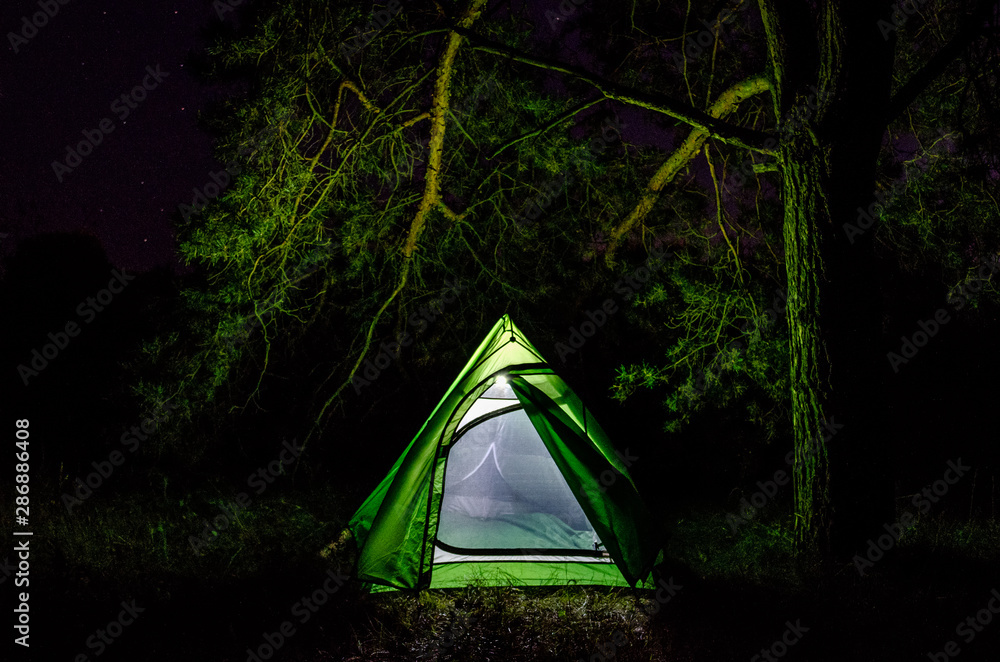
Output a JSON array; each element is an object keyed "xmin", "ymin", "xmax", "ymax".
[
  {"xmin": 762, "ymin": 0, "xmax": 897, "ymax": 554},
  {"xmin": 779, "ymin": 132, "xmax": 834, "ymax": 549},
  {"xmin": 816, "ymin": 1, "xmax": 897, "ymax": 558}
]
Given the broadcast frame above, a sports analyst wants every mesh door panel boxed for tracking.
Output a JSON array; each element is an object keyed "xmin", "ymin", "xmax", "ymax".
[{"xmin": 437, "ymin": 406, "xmax": 597, "ymax": 550}]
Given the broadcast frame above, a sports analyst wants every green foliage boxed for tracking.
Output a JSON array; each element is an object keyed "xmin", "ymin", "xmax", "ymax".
[
  {"xmin": 612, "ymin": 245, "xmax": 789, "ymax": 436},
  {"xmin": 37, "ymin": 479, "xmax": 350, "ymax": 592},
  {"xmin": 131, "ymin": 0, "xmax": 996, "ymax": 464},
  {"xmin": 876, "ymin": 7, "xmax": 1000, "ymax": 307},
  {"xmin": 878, "ymin": 141, "xmax": 1000, "ymax": 311},
  {"xmin": 667, "ymin": 510, "xmax": 809, "ymax": 590},
  {"xmin": 137, "ymin": 0, "xmax": 683, "ymax": 453}
]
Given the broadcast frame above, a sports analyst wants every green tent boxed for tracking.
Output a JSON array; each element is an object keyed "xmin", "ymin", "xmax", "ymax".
[{"xmin": 348, "ymin": 315, "xmax": 661, "ymax": 591}]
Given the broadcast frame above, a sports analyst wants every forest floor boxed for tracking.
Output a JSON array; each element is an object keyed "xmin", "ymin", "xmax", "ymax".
[{"xmin": 14, "ymin": 487, "xmax": 1000, "ymax": 662}]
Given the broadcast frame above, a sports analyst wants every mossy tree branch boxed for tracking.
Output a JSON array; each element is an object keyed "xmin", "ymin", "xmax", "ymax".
[
  {"xmin": 605, "ymin": 74, "xmax": 772, "ymax": 263},
  {"xmin": 457, "ymin": 27, "xmax": 777, "ymax": 154},
  {"xmin": 306, "ymin": 0, "xmax": 490, "ymax": 447}
]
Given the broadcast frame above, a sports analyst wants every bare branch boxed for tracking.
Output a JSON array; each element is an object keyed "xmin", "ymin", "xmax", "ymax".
[
  {"xmin": 885, "ymin": 0, "xmax": 996, "ymax": 124},
  {"xmin": 457, "ymin": 27, "xmax": 777, "ymax": 153},
  {"xmin": 606, "ymin": 74, "xmax": 772, "ymax": 263},
  {"xmin": 488, "ymin": 97, "xmax": 606, "ymax": 160},
  {"xmin": 306, "ymin": 0, "xmax": 490, "ymax": 448}
]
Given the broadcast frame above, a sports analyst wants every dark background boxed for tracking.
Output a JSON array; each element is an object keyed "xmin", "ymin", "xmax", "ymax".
[{"xmin": 1, "ymin": 0, "xmax": 999, "ymax": 661}]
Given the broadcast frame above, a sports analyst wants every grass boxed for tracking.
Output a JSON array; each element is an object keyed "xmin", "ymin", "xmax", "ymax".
[
  {"xmin": 666, "ymin": 509, "xmax": 806, "ymax": 589},
  {"xmin": 349, "ymin": 584, "xmax": 660, "ymax": 661},
  {"xmin": 665, "ymin": 504, "xmax": 1000, "ymax": 585},
  {"xmin": 22, "ymin": 476, "xmax": 350, "ymax": 598},
  {"xmin": 7, "ymin": 476, "xmax": 999, "ymax": 661}
]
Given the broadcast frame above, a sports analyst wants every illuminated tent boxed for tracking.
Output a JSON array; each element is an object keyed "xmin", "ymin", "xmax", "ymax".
[{"xmin": 348, "ymin": 315, "xmax": 661, "ymax": 591}]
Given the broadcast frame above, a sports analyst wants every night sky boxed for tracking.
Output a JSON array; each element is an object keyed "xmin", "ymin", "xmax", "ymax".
[
  {"xmin": 0, "ymin": 0, "xmax": 241, "ymax": 273},
  {"xmin": 0, "ymin": 0, "xmax": 673, "ymax": 274}
]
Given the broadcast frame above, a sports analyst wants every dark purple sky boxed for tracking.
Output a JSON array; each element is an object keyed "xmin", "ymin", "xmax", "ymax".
[
  {"xmin": 0, "ymin": 0, "xmax": 744, "ymax": 274},
  {"xmin": 0, "ymin": 0, "xmax": 242, "ymax": 273},
  {"xmin": 0, "ymin": 0, "xmax": 677, "ymax": 276}
]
